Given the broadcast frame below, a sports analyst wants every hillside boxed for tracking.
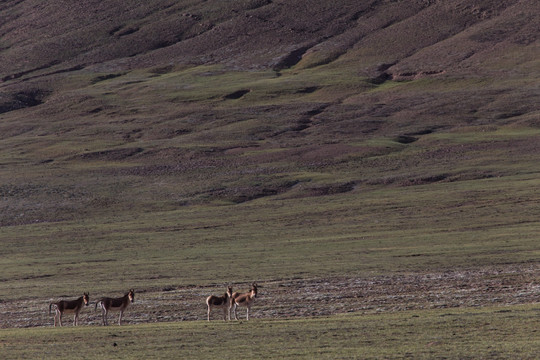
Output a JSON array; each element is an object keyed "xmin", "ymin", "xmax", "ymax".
[
  {"xmin": 1, "ymin": 0, "xmax": 539, "ymax": 224},
  {"xmin": 0, "ymin": 0, "xmax": 539, "ymax": 331}
]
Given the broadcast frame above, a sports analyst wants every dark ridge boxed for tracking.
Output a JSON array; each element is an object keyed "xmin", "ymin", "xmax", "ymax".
[
  {"xmin": 52, "ymin": 64, "xmax": 85, "ymax": 74},
  {"xmin": 0, "ymin": 89, "xmax": 49, "ymax": 114},
  {"xmin": 22, "ymin": 274, "xmax": 53, "ymax": 280},
  {"xmin": 296, "ymin": 86, "xmax": 319, "ymax": 94},
  {"xmin": 23, "ymin": 65, "xmax": 86, "ymax": 84},
  {"xmin": 397, "ymin": 72, "xmax": 417, "ymax": 77},
  {"xmin": 13, "ymin": 90, "xmax": 44, "ymax": 107},
  {"xmin": 372, "ymin": 174, "xmax": 449, "ymax": 187},
  {"xmin": 271, "ymin": 104, "xmax": 331, "ymax": 136},
  {"xmin": 150, "ymin": 65, "xmax": 175, "ymax": 75},
  {"xmin": 91, "ymin": 73, "xmax": 126, "ymax": 84},
  {"xmin": 423, "ymin": 70, "xmax": 444, "ymax": 76},
  {"xmin": 394, "ymin": 135, "xmax": 418, "ymax": 144},
  {"xmin": 304, "ymin": 103, "xmax": 332, "ymax": 117},
  {"xmin": 368, "ymin": 171, "xmax": 497, "ymax": 187},
  {"xmin": 405, "ymin": 174, "xmax": 449, "ymax": 186},
  {"xmin": 218, "ymin": 180, "xmax": 300, "ymax": 204},
  {"xmin": 407, "ymin": 128, "xmax": 434, "ymax": 136},
  {"xmin": 368, "ymin": 72, "xmax": 392, "ymax": 85},
  {"xmin": 8, "ymin": 64, "xmax": 86, "ymax": 84},
  {"xmin": 1, "ymin": 60, "xmax": 61, "ymax": 82},
  {"xmin": 88, "ymin": 107, "xmax": 103, "ymax": 114},
  {"xmin": 305, "ymin": 108, "xmax": 323, "ymax": 116},
  {"xmin": 76, "ymin": 147, "xmax": 144, "ymax": 161},
  {"xmin": 304, "ymin": 182, "xmax": 356, "ymax": 197},
  {"xmin": 273, "ymin": 45, "xmax": 312, "ymax": 71},
  {"xmin": 224, "ymin": 89, "xmax": 251, "ymax": 100},
  {"xmin": 245, "ymin": 0, "xmax": 273, "ymax": 11},
  {"xmin": 377, "ymin": 62, "xmax": 397, "ymax": 72},
  {"xmin": 291, "ymin": 123, "xmax": 310, "ymax": 132},
  {"xmin": 115, "ymin": 27, "xmax": 140, "ymax": 37},
  {"xmin": 380, "ymin": 19, "xmax": 398, "ymax": 30},
  {"xmin": 108, "ymin": 25, "xmax": 123, "ymax": 36},
  {"xmin": 231, "ymin": 188, "xmax": 279, "ymax": 204},
  {"xmin": 151, "ymin": 40, "xmax": 177, "ymax": 50},
  {"xmin": 496, "ymin": 110, "xmax": 526, "ymax": 119}
]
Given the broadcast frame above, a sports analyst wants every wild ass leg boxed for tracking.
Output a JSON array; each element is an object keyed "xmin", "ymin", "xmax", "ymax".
[
  {"xmin": 102, "ymin": 307, "xmax": 108, "ymax": 326},
  {"xmin": 54, "ymin": 309, "xmax": 60, "ymax": 327},
  {"xmin": 222, "ymin": 307, "xmax": 228, "ymax": 320},
  {"xmin": 228, "ymin": 303, "xmax": 234, "ymax": 320},
  {"xmin": 118, "ymin": 310, "xmax": 123, "ymax": 325}
]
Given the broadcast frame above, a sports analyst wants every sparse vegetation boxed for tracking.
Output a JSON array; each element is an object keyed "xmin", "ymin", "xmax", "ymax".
[{"xmin": 0, "ymin": 0, "xmax": 538, "ymax": 358}]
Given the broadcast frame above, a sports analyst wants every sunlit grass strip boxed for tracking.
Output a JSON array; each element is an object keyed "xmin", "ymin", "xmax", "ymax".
[{"xmin": 1, "ymin": 305, "xmax": 538, "ymax": 359}]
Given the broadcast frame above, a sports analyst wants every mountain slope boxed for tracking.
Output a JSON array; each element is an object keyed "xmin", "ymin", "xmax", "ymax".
[
  {"xmin": 1, "ymin": 0, "xmax": 539, "ymax": 226},
  {"xmin": 1, "ymin": 0, "xmax": 537, "ymax": 77}
]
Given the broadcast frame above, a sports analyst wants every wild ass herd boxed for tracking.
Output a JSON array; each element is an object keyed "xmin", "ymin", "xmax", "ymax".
[
  {"xmin": 206, "ymin": 283, "xmax": 258, "ymax": 321},
  {"xmin": 49, "ymin": 289, "xmax": 135, "ymax": 327},
  {"xmin": 48, "ymin": 284, "xmax": 257, "ymax": 327}
]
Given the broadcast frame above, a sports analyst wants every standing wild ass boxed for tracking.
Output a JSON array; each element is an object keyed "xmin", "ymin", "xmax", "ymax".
[
  {"xmin": 206, "ymin": 286, "xmax": 233, "ymax": 321},
  {"xmin": 95, "ymin": 289, "xmax": 135, "ymax": 325},
  {"xmin": 49, "ymin": 292, "xmax": 89, "ymax": 327},
  {"xmin": 230, "ymin": 283, "xmax": 258, "ymax": 321}
]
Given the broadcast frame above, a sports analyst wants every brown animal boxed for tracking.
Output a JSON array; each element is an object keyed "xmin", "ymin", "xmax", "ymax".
[
  {"xmin": 206, "ymin": 286, "xmax": 233, "ymax": 321},
  {"xmin": 230, "ymin": 283, "xmax": 258, "ymax": 321},
  {"xmin": 95, "ymin": 289, "xmax": 135, "ymax": 326},
  {"xmin": 49, "ymin": 292, "xmax": 89, "ymax": 327}
]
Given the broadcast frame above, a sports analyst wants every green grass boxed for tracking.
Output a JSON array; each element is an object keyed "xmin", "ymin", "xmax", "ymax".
[
  {"xmin": 1, "ymin": 305, "xmax": 538, "ymax": 359},
  {"xmin": 1, "ymin": 74, "xmax": 539, "ymax": 298},
  {"xmin": 1, "ymin": 35, "xmax": 539, "ymax": 356},
  {"xmin": 1, "ymin": 3, "xmax": 539, "ymax": 359},
  {"xmin": 1, "ymin": 169, "xmax": 538, "ymax": 300}
]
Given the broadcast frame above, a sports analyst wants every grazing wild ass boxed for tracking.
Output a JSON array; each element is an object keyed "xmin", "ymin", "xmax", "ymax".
[
  {"xmin": 49, "ymin": 292, "xmax": 89, "ymax": 327},
  {"xmin": 95, "ymin": 289, "xmax": 135, "ymax": 326},
  {"xmin": 206, "ymin": 286, "xmax": 233, "ymax": 321},
  {"xmin": 230, "ymin": 283, "xmax": 258, "ymax": 321}
]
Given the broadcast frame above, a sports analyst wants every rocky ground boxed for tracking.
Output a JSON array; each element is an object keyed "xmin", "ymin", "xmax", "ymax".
[{"xmin": 2, "ymin": 263, "xmax": 537, "ymax": 328}]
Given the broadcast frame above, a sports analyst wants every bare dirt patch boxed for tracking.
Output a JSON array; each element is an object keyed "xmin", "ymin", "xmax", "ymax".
[{"xmin": 2, "ymin": 264, "xmax": 537, "ymax": 328}]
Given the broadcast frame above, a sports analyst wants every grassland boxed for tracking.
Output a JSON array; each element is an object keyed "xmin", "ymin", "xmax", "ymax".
[
  {"xmin": 1, "ymin": 305, "xmax": 539, "ymax": 359},
  {"xmin": 0, "ymin": 1, "xmax": 539, "ymax": 358},
  {"xmin": 1, "ymin": 60, "xmax": 539, "ymax": 356},
  {"xmin": 1, "ymin": 166, "xmax": 539, "ymax": 301}
]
